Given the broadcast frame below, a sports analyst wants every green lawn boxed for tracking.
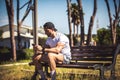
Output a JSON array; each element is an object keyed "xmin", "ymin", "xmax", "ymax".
[{"xmin": 0, "ymin": 55, "xmax": 120, "ymax": 80}]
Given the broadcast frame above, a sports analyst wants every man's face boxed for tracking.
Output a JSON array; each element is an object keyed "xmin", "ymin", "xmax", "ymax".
[{"xmin": 44, "ymin": 28, "xmax": 53, "ymax": 37}]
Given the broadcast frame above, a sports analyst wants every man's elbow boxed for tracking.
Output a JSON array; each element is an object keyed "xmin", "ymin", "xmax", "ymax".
[{"xmin": 56, "ymin": 49, "xmax": 61, "ymax": 53}]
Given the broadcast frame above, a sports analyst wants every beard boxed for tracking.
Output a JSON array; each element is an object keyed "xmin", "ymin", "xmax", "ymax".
[{"xmin": 47, "ymin": 32, "xmax": 52, "ymax": 37}]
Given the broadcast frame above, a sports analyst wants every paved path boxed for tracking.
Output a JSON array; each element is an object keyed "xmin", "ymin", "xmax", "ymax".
[{"xmin": 0, "ymin": 62, "xmax": 29, "ymax": 67}]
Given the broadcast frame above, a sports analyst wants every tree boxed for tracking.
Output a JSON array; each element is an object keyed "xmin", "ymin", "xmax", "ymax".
[
  {"xmin": 104, "ymin": 0, "xmax": 120, "ymax": 45},
  {"xmin": 66, "ymin": 0, "xmax": 74, "ymax": 47},
  {"xmin": 97, "ymin": 28, "xmax": 112, "ymax": 45},
  {"xmin": 97, "ymin": 23, "xmax": 120, "ymax": 45},
  {"xmin": 17, "ymin": 0, "xmax": 32, "ymax": 49},
  {"xmin": 86, "ymin": 0, "xmax": 97, "ymax": 46},
  {"xmin": 77, "ymin": 0, "xmax": 85, "ymax": 46},
  {"xmin": 0, "ymin": 30, "xmax": 3, "ymax": 39},
  {"xmin": 71, "ymin": 3, "xmax": 80, "ymax": 37},
  {"xmin": 5, "ymin": 0, "xmax": 16, "ymax": 61},
  {"xmin": 116, "ymin": 24, "xmax": 120, "ymax": 44}
]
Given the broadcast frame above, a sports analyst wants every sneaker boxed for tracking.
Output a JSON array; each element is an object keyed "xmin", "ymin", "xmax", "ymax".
[{"xmin": 51, "ymin": 71, "xmax": 56, "ymax": 80}]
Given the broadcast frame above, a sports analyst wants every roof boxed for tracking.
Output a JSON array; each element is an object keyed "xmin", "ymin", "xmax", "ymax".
[{"xmin": 0, "ymin": 24, "xmax": 47, "ymax": 39}]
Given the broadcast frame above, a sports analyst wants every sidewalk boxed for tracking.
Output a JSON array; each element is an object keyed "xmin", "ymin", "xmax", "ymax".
[{"xmin": 0, "ymin": 62, "xmax": 29, "ymax": 67}]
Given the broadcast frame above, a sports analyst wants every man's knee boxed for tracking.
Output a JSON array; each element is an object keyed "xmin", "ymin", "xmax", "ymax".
[
  {"xmin": 48, "ymin": 53, "xmax": 55, "ymax": 59},
  {"xmin": 33, "ymin": 54, "xmax": 41, "ymax": 59}
]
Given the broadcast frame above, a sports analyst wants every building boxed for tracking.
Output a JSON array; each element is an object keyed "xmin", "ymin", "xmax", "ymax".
[{"xmin": 0, "ymin": 24, "xmax": 47, "ymax": 49}]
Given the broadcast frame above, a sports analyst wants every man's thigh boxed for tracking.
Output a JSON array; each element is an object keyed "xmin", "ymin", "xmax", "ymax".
[
  {"xmin": 49, "ymin": 53, "xmax": 64, "ymax": 63},
  {"xmin": 36, "ymin": 53, "xmax": 64, "ymax": 63}
]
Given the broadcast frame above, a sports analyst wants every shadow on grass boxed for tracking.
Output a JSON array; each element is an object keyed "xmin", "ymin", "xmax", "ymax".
[{"xmin": 56, "ymin": 73, "xmax": 100, "ymax": 80}]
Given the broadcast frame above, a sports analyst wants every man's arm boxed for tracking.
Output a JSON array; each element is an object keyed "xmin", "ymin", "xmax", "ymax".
[
  {"xmin": 32, "ymin": 44, "xmax": 43, "ymax": 51},
  {"xmin": 44, "ymin": 42, "xmax": 64, "ymax": 54}
]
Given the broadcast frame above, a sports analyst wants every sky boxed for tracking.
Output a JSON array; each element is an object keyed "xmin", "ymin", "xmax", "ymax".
[{"xmin": 0, "ymin": 0, "xmax": 119, "ymax": 34}]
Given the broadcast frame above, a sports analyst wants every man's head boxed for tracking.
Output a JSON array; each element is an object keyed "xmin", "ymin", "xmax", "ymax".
[
  {"xmin": 43, "ymin": 22, "xmax": 57, "ymax": 31},
  {"xmin": 43, "ymin": 22, "xmax": 57, "ymax": 37}
]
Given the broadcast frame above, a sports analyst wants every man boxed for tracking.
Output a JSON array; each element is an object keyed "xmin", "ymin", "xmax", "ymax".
[{"xmin": 31, "ymin": 22, "xmax": 71, "ymax": 80}]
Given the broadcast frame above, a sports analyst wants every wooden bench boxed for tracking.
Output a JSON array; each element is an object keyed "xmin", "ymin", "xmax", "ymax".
[{"xmin": 43, "ymin": 44, "xmax": 120, "ymax": 80}]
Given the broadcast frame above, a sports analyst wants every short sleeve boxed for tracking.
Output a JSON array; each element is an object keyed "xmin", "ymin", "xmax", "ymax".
[{"xmin": 59, "ymin": 34, "xmax": 68, "ymax": 44}]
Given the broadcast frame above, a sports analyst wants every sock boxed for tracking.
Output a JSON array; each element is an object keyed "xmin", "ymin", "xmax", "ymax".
[
  {"xmin": 38, "ymin": 70, "xmax": 46, "ymax": 79},
  {"xmin": 51, "ymin": 70, "xmax": 56, "ymax": 80}
]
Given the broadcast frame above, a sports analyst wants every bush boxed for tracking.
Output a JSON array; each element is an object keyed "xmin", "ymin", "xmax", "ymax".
[
  {"xmin": 17, "ymin": 49, "xmax": 34, "ymax": 60},
  {"xmin": 38, "ymin": 37, "xmax": 47, "ymax": 47},
  {"xmin": 0, "ymin": 47, "xmax": 11, "ymax": 62},
  {"xmin": 22, "ymin": 48, "xmax": 34, "ymax": 59},
  {"xmin": 0, "ymin": 47, "xmax": 10, "ymax": 53},
  {"xmin": 0, "ymin": 47, "xmax": 34, "ymax": 62}
]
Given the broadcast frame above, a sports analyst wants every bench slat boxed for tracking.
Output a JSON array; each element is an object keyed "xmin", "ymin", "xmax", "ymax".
[
  {"xmin": 71, "ymin": 57, "xmax": 113, "ymax": 61},
  {"xmin": 41, "ymin": 62, "xmax": 111, "ymax": 69},
  {"xmin": 71, "ymin": 46, "xmax": 115, "ymax": 49},
  {"xmin": 72, "ymin": 51, "xmax": 114, "ymax": 53},
  {"xmin": 56, "ymin": 62, "xmax": 111, "ymax": 69},
  {"xmin": 72, "ymin": 53, "xmax": 113, "ymax": 57}
]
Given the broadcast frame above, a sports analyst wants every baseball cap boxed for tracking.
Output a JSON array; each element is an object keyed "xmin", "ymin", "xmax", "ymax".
[{"xmin": 43, "ymin": 22, "xmax": 57, "ymax": 31}]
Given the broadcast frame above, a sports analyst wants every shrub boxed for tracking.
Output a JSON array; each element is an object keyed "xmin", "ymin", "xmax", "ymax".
[
  {"xmin": 17, "ymin": 49, "xmax": 34, "ymax": 60},
  {"xmin": 0, "ymin": 47, "xmax": 11, "ymax": 62},
  {"xmin": 0, "ymin": 47, "xmax": 10, "ymax": 53},
  {"xmin": 38, "ymin": 37, "xmax": 47, "ymax": 47},
  {"xmin": 0, "ymin": 47, "xmax": 34, "ymax": 61},
  {"xmin": 22, "ymin": 48, "xmax": 34, "ymax": 59}
]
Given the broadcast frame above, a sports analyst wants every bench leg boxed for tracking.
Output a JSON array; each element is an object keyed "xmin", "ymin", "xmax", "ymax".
[
  {"xmin": 100, "ymin": 67, "xmax": 106, "ymax": 80},
  {"xmin": 110, "ymin": 69, "xmax": 116, "ymax": 80}
]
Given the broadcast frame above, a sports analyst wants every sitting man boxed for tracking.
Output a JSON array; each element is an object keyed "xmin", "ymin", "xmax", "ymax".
[{"xmin": 30, "ymin": 22, "xmax": 71, "ymax": 80}]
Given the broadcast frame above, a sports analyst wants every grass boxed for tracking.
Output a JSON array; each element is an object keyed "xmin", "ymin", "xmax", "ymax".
[
  {"xmin": 0, "ymin": 65, "xmax": 100, "ymax": 80},
  {"xmin": 0, "ymin": 65, "xmax": 34, "ymax": 80},
  {"xmin": 0, "ymin": 55, "xmax": 120, "ymax": 80}
]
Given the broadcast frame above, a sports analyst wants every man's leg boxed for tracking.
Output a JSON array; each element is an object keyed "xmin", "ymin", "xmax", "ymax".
[
  {"xmin": 48, "ymin": 53, "xmax": 64, "ymax": 80},
  {"xmin": 30, "ymin": 54, "xmax": 40, "ymax": 80},
  {"xmin": 32, "ymin": 54, "xmax": 48, "ymax": 80}
]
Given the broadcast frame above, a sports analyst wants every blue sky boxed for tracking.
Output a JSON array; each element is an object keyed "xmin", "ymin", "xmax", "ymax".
[{"xmin": 0, "ymin": 0, "xmax": 119, "ymax": 34}]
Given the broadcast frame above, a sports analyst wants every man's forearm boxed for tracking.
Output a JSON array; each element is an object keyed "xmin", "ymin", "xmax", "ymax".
[{"xmin": 44, "ymin": 47, "xmax": 59, "ymax": 53}]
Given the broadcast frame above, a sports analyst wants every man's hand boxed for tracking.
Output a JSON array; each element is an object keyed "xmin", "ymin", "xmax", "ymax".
[{"xmin": 32, "ymin": 44, "xmax": 43, "ymax": 51}]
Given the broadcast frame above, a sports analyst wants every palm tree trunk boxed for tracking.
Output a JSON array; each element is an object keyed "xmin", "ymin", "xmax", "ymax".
[
  {"xmin": 17, "ymin": 0, "xmax": 32, "ymax": 49},
  {"xmin": 86, "ymin": 0, "xmax": 97, "ymax": 46},
  {"xmin": 73, "ymin": 23, "xmax": 76, "ymax": 37},
  {"xmin": 104, "ymin": 0, "xmax": 114, "ymax": 45},
  {"xmin": 76, "ymin": 25, "xmax": 79, "ymax": 37},
  {"xmin": 105, "ymin": 0, "xmax": 120, "ymax": 45},
  {"xmin": 17, "ymin": 0, "xmax": 22, "ymax": 49},
  {"xmin": 5, "ymin": 0, "xmax": 17, "ymax": 61},
  {"xmin": 77, "ymin": 0, "xmax": 85, "ymax": 46},
  {"xmin": 67, "ymin": 0, "xmax": 73, "ymax": 47}
]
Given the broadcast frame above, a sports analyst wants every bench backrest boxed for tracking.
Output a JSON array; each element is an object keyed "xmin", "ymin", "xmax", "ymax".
[{"xmin": 71, "ymin": 46, "xmax": 117, "ymax": 66}]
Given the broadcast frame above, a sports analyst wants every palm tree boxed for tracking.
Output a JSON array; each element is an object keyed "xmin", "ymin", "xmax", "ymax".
[
  {"xmin": 0, "ymin": 30, "xmax": 3, "ymax": 39},
  {"xmin": 86, "ymin": 0, "xmax": 97, "ymax": 46},
  {"xmin": 66, "ymin": 0, "xmax": 73, "ymax": 47},
  {"xmin": 17, "ymin": 0, "xmax": 32, "ymax": 49},
  {"xmin": 77, "ymin": 0, "xmax": 85, "ymax": 46},
  {"xmin": 5, "ymin": 0, "xmax": 16, "ymax": 61},
  {"xmin": 71, "ymin": 3, "xmax": 80, "ymax": 37},
  {"xmin": 104, "ymin": 0, "xmax": 120, "ymax": 45}
]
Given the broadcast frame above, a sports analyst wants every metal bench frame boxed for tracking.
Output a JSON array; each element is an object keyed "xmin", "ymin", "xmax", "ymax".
[{"xmin": 43, "ymin": 44, "xmax": 120, "ymax": 80}]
